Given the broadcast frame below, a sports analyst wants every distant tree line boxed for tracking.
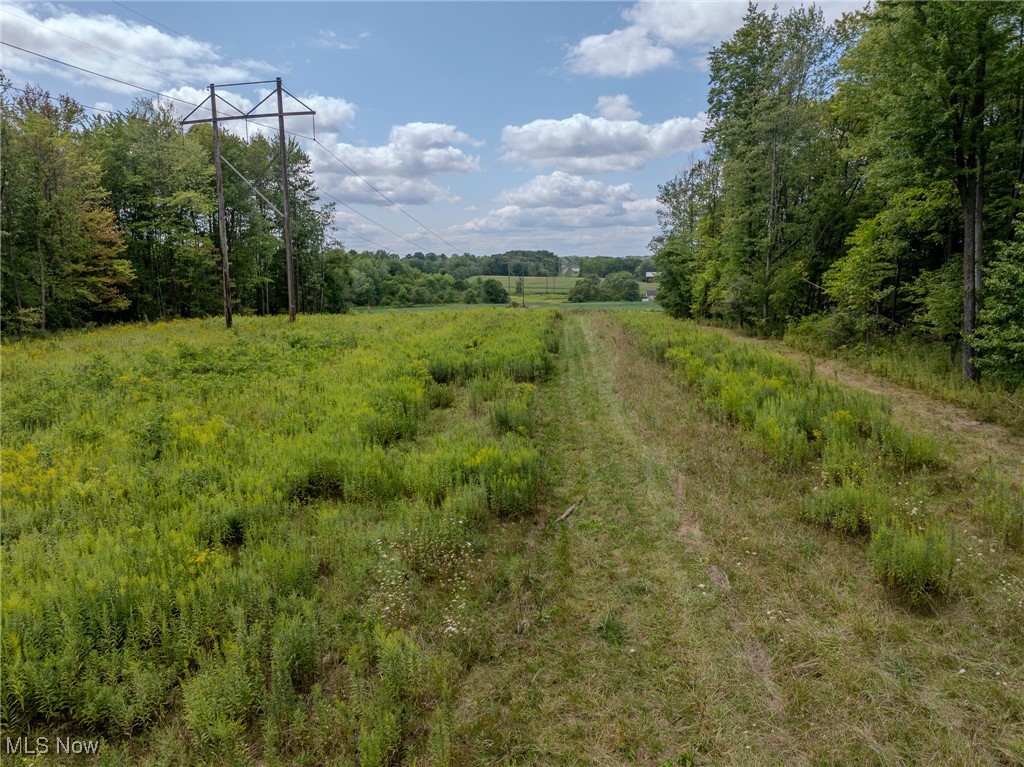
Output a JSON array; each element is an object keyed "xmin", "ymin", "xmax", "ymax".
[
  {"xmin": 0, "ymin": 84, "xmax": 654, "ymax": 334},
  {"xmin": 567, "ymin": 272, "xmax": 642, "ymax": 303},
  {"xmin": 652, "ymin": 1, "xmax": 1024, "ymax": 385}
]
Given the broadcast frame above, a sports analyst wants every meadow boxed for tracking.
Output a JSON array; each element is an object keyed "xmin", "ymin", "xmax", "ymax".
[
  {"xmin": 2, "ymin": 307, "xmax": 1022, "ymax": 765},
  {"xmin": 1, "ymin": 309, "xmax": 560, "ymax": 764}
]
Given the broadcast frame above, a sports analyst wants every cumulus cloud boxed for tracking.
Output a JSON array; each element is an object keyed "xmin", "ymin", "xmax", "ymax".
[
  {"xmin": 595, "ymin": 94, "xmax": 641, "ymax": 121},
  {"xmin": 1, "ymin": 5, "xmax": 271, "ymax": 96},
  {"xmin": 501, "ymin": 113, "xmax": 706, "ymax": 173},
  {"xmin": 566, "ymin": 25, "xmax": 675, "ymax": 78},
  {"xmin": 566, "ymin": 0, "xmax": 863, "ymax": 77},
  {"xmin": 311, "ymin": 122, "xmax": 481, "ymax": 205},
  {"xmin": 498, "ymin": 171, "xmax": 634, "ymax": 208},
  {"xmin": 455, "ymin": 173, "xmax": 658, "ymax": 236}
]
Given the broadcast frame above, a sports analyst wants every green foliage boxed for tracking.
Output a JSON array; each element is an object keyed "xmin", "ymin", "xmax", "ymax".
[
  {"xmin": 488, "ymin": 383, "xmax": 536, "ymax": 436},
  {"xmin": 974, "ymin": 219, "xmax": 1024, "ymax": 386},
  {"xmin": 618, "ymin": 312, "xmax": 961, "ymax": 599},
  {"xmin": 868, "ymin": 517, "xmax": 954, "ymax": 605},
  {"xmin": 650, "ymin": 3, "xmax": 1024, "ymax": 383},
  {"xmin": 480, "ymin": 277, "xmax": 509, "ymax": 304},
  {"xmin": 977, "ymin": 474, "xmax": 1024, "ymax": 550},
  {"xmin": 0, "ymin": 308, "xmax": 555, "ymax": 750},
  {"xmin": 802, "ymin": 481, "xmax": 891, "ymax": 535}
]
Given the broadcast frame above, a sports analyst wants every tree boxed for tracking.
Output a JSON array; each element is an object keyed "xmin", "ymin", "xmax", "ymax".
[
  {"xmin": 704, "ymin": 3, "xmax": 842, "ymax": 329},
  {"xmin": 567, "ymin": 274, "xmax": 603, "ymax": 302},
  {"xmin": 602, "ymin": 271, "xmax": 641, "ymax": 301},
  {"xmin": 480, "ymin": 277, "xmax": 508, "ymax": 304},
  {"xmin": 974, "ymin": 213, "xmax": 1024, "ymax": 385},
  {"xmin": 1, "ymin": 81, "xmax": 134, "ymax": 331},
  {"xmin": 842, "ymin": 1, "xmax": 1024, "ymax": 378}
]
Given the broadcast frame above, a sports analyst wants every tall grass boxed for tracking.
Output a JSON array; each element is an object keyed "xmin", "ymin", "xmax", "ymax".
[
  {"xmin": 0, "ymin": 308, "xmax": 561, "ymax": 758},
  {"xmin": 785, "ymin": 317, "xmax": 1024, "ymax": 431},
  {"xmin": 617, "ymin": 312, "xmax": 956, "ymax": 604}
]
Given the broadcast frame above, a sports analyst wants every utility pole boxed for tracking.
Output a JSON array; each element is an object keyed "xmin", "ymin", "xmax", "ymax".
[
  {"xmin": 209, "ymin": 83, "xmax": 232, "ymax": 329},
  {"xmin": 276, "ymin": 78, "xmax": 297, "ymax": 322},
  {"xmin": 182, "ymin": 79, "xmax": 315, "ymax": 325}
]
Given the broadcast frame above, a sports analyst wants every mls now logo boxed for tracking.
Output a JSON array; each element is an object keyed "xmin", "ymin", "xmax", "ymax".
[{"xmin": 4, "ymin": 736, "xmax": 101, "ymax": 755}]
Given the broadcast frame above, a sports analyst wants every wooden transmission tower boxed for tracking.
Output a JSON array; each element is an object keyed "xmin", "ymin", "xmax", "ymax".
[{"xmin": 181, "ymin": 78, "xmax": 315, "ymax": 327}]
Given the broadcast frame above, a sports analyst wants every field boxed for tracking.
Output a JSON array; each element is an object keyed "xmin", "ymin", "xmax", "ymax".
[
  {"xmin": 2, "ymin": 308, "xmax": 1023, "ymax": 765},
  {"xmin": 510, "ymin": 275, "xmax": 655, "ymax": 305}
]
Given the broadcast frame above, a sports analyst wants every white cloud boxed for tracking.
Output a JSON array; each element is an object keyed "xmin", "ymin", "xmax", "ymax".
[
  {"xmin": 1, "ymin": 6, "xmax": 271, "ymax": 96},
  {"xmin": 456, "ymin": 173, "xmax": 658, "ymax": 236},
  {"xmin": 623, "ymin": 2, "xmax": 747, "ymax": 50},
  {"xmin": 566, "ymin": 25, "xmax": 675, "ymax": 78},
  {"xmin": 311, "ymin": 30, "xmax": 368, "ymax": 50},
  {"xmin": 311, "ymin": 122, "xmax": 481, "ymax": 206},
  {"xmin": 595, "ymin": 94, "xmax": 641, "ymax": 121},
  {"xmin": 501, "ymin": 112, "xmax": 706, "ymax": 173},
  {"xmin": 498, "ymin": 171, "xmax": 634, "ymax": 209},
  {"xmin": 566, "ymin": 0, "xmax": 864, "ymax": 78}
]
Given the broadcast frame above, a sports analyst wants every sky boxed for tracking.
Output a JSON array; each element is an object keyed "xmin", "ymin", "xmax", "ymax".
[{"xmin": 1, "ymin": 1, "xmax": 861, "ymax": 258}]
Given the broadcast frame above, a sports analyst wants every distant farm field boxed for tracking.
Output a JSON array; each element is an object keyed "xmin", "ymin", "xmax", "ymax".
[{"xmin": 2, "ymin": 308, "xmax": 1022, "ymax": 766}]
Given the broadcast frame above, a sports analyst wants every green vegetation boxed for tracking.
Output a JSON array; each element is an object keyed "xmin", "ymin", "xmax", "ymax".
[
  {"xmin": 1, "ymin": 308, "xmax": 560, "ymax": 763},
  {"xmin": 567, "ymin": 272, "xmax": 642, "ymax": 303},
  {"xmin": 652, "ymin": 2, "xmax": 1024, "ymax": 386},
  {"xmin": 2, "ymin": 308, "xmax": 1023, "ymax": 764},
  {"xmin": 618, "ymin": 311, "xmax": 966, "ymax": 604}
]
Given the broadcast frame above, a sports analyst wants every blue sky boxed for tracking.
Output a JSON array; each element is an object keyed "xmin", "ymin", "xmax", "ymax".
[{"xmin": 1, "ymin": 1, "xmax": 858, "ymax": 258}]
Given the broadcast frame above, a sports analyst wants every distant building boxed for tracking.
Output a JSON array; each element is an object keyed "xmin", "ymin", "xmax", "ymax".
[
  {"xmin": 561, "ymin": 264, "xmax": 581, "ymax": 274},
  {"xmin": 645, "ymin": 271, "xmax": 659, "ymax": 282}
]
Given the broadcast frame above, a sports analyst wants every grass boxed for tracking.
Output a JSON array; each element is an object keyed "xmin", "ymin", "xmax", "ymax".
[
  {"xmin": 784, "ymin": 321, "xmax": 1024, "ymax": 432},
  {"xmin": 448, "ymin": 312, "xmax": 1023, "ymax": 765},
  {"xmin": 2, "ymin": 307, "xmax": 1022, "ymax": 765},
  {"xmin": 0, "ymin": 309, "xmax": 561, "ymax": 764}
]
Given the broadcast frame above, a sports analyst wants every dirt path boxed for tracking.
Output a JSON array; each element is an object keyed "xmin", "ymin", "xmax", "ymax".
[{"xmin": 711, "ymin": 326, "xmax": 1024, "ymax": 486}]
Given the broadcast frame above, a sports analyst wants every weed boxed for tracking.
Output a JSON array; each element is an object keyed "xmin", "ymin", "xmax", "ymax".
[{"xmin": 868, "ymin": 517, "xmax": 955, "ymax": 605}]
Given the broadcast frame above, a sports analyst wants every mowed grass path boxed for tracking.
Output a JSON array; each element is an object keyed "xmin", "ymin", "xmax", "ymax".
[{"xmin": 451, "ymin": 312, "xmax": 1023, "ymax": 766}]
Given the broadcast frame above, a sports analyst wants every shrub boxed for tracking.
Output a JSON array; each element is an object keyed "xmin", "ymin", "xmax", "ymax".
[
  {"xmin": 868, "ymin": 518, "xmax": 954, "ymax": 604},
  {"xmin": 820, "ymin": 436, "xmax": 873, "ymax": 485},
  {"xmin": 877, "ymin": 422, "xmax": 943, "ymax": 471},
  {"xmin": 978, "ymin": 476, "xmax": 1024, "ymax": 549},
  {"xmin": 488, "ymin": 383, "xmax": 536, "ymax": 436},
  {"xmin": 752, "ymin": 401, "xmax": 810, "ymax": 470},
  {"xmin": 802, "ymin": 482, "xmax": 891, "ymax": 536}
]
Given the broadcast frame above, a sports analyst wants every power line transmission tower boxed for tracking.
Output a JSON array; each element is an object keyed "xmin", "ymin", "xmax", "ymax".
[{"xmin": 181, "ymin": 78, "xmax": 315, "ymax": 325}]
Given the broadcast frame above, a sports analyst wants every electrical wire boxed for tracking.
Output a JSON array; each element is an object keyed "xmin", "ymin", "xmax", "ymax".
[
  {"xmin": 1, "ymin": 40, "xmax": 459, "ymax": 256},
  {"xmin": 110, "ymin": 1, "xmax": 274, "ymax": 82},
  {"xmin": 3, "ymin": 84, "xmax": 117, "ymax": 116},
  {"xmin": 2, "ymin": 8, "xmax": 205, "ymax": 93},
  {"xmin": 0, "ymin": 41, "xmax": 205, "ymax": 110}
]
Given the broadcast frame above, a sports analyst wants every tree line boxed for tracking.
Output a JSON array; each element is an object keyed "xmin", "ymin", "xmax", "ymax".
[
  {"xmin": 1, "ymin": 79, "xmax": 345, "ymax": 331},
  {"xmin": 652, "ymin": 1, "xmax": 1024, "ymax": 385},
  {"xmin": 1, "ymin": 76, "xmax": 657, "ymax": 332}
]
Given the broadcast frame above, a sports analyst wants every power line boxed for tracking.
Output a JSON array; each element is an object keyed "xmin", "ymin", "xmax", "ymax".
[
  {"xmin": 2, "ymin": 8, "xmax": 204, "ymax": 93},
  {"xmin": 0, "ymin": 41, "xmax": 206, "ymax": 111},
  {"xmin": 2, "ymin": 40, "xmax": 462, "ymax": 257},
  {"xmin": 3, "ymin": 84, "xmax": 117, "ymax": 116},
  {"xmin": 311, "ymin": 137, "xmax": 462, "ymax": 253},
  {"xmin": 220, "ymin": 148, "xmax": 399, "ymax": 256},
  {"xmin": 219, "ymin": 116, "xmax": 449, "ymax": 254},
  {"xmin": 110, "ymin": 1, "xmax": 273, "ymax": 82},
  {"xmin": 317, "ymin": 186, "xmax": 431, "ymax": 253}
]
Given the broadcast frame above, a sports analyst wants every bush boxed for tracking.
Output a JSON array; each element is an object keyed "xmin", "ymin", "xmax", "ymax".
[
  {"xmin": 802, "ymin": 482, "xmax": 891, "ymax": 535},
  {"xmin": 868, "ymin": 518, "xmax": 954, "ymax": 604},
  {"xmin": 977, "ymin": 476, "xmax": 1024, "ymax": 549},
  {"xmin": 488, "ymin": 383, "xmax": 535, "ymax": 436}
]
